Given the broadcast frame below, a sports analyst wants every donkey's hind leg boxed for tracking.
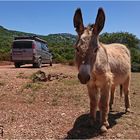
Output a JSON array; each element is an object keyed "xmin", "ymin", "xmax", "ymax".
[
  {"xmin": 122, "ymin": 75, "xmax": 131, "ymax": 112},
  {"xmin": 109, "ymin": 85, "xmax": 115, "ymax": 111}
]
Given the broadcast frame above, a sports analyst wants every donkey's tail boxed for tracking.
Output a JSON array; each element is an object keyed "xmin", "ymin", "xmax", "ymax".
[{"xmin": 120, "ymin": 84, "xmax": 123, "ymax": 97}]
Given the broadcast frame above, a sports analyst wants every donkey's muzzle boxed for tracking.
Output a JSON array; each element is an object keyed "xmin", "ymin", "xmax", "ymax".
[
  {"xmin": 78, "ymin": 64, "xmax": 91, "ymax": 84},
  {"xmin": 78, "ymin": 73, "xmax": 90, "ymax": 84}
]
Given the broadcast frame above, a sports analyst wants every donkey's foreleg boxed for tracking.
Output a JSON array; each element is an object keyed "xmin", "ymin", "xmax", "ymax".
[
  {"xmin": 99, "ymin": 85, "xmax": 111, "ymax": 132},
  {"xmin": 87, "ymin": 84, "xmax": 99, "ymax": 125}
]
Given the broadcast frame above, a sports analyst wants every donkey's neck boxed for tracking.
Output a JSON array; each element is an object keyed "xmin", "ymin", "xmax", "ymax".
[{"xmin": 93, "ymin": 44, "xmax": 110, "ymax": 74}]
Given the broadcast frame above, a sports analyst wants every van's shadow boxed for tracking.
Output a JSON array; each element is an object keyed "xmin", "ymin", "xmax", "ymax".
[
  {"xmin": 65, "ymin": 111, "xmax": 125, "ymax": 139},
  {"xmin": 11, "ymin": 64, "xmax": 49, "ymax": 69},
  {"xmin": 21, "ymin": 65, "xmax": 49, "ymax": 69}
]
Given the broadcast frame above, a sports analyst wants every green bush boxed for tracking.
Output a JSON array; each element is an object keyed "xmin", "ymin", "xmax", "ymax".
[{"xmin": 0, "ymin": 25, "xmax": 140, "ymax": 69}]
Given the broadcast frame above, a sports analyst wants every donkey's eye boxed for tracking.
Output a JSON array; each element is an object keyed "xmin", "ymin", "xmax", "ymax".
[
  {"xmin": 94, "ymin": 48, "xmax": 98, "ymax": 53},
  {"xmin": 76, "ymin": 47, "xmax": 80, "ymax": 52}
]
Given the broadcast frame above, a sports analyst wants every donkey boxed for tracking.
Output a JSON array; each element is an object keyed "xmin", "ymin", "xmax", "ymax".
[{"xmin": 73, "ymin": 8, "xmax": 131, "ymax": 132}]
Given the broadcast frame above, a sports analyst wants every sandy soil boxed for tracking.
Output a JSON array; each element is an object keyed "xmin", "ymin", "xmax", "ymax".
[{"xmin": 0, "ymin": 64, "xmax": 139, "ymax": 139}]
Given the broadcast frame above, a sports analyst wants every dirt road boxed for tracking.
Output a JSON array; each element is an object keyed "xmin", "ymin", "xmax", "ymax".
[{"xmin": 0, "ymin": 64, "xmax": 140, "ymax": 139}]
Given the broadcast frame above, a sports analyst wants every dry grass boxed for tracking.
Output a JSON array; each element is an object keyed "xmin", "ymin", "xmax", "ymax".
[{"xmin": 0, "ymin": 64, "xmax": 139, "ymax": 139}]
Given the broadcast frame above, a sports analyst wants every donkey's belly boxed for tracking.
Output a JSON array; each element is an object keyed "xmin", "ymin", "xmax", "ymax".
[{"xmin": 113, "ymin": 73, "xmax": 129, "ymax": 86}]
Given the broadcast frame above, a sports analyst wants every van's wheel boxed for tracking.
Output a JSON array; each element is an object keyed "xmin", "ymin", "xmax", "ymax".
[
  {"xmin": 38, "ymin": 58, "xmax": 42, "ymax": 68},
  {"xmin": 14, "ymin": 63, "xmax": 20, "ymax": 68},
  {"xmin": 50, "ymin": 60, "xmax": 52, "ymax": 66},
  {"xmin": 33, "ymin": 58, "xmax": 42, "ymax": 68}
]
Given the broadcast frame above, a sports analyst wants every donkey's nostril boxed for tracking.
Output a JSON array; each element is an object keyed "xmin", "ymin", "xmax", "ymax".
[
  {"xmin": 78, "ymin": 73, "xmax": 81, "ymax": 80},
  {"xmin": 87, "ymin": 74, "xmax": 90, "ymax": 81},
  {"xmin": 78, "ymin": 73, "xmax": 90, "ymax": 84}
]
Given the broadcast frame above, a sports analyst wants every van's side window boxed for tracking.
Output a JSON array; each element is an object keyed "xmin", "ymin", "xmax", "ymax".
[
  {"xmin": 36, "ymin": 41, "xmax": 42, "ymax": 49},
  {"xmin": 46, "ymin": 44, "xmax": 49, "ymax": 51},
  {"xmin": 41, "ymin": 43, "xmax": 48, "ymax": 51}
]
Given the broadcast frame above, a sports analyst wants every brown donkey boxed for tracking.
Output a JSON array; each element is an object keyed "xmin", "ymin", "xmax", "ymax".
[{"xmin": 73, "ymin": 8, "xmax": 131, "ymax": 132}]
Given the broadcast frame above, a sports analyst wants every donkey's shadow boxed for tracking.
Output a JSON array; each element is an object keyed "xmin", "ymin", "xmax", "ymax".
[{"xmin": 65, "ymin": 111, "xmax": 125, "ymax": 139}]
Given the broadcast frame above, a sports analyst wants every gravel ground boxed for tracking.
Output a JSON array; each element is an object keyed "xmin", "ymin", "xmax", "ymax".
[{"xmin": 0, "ymin": 63, "xmax": 140, "ymax": 139}]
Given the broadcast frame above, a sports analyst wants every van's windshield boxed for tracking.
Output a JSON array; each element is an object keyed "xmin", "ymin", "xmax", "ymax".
[{"xmin": 13, "ymin": 41, "xmax": 32, "ymax": 49}]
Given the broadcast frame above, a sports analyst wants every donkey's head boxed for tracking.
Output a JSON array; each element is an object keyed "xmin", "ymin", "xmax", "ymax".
[{"xmin": 73, "ymin": 8, "xmax": 105, "ymax": 84}]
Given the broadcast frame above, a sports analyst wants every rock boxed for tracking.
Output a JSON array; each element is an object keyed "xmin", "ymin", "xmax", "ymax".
[
  {"xmin": 32, "ymin": 70, "xmax": 47, "ymax": 82},
  {"xmin": 31, "ymin": 71, "xmax": 70, "ymax": 82},
  {"xmin": 116, "ymin": 133, "xmax": 122, "ymax": 138},
  {"xmin": 108, "ymin": 128, "xmax": 113, "ymax": 133},
  {"xmin": 61, "ymin": 113, "xmax": 66, "ymax": 117},
  {"xmin": 47, "ymin": 74, "xmax": 52, "ymax": 81},
  {"xmin": 19, "ymin": 124, "xmax": 24, "ymax": 128}
]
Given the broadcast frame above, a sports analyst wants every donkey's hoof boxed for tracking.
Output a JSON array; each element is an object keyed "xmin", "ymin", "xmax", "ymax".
[
  {"xmin": 100, "ymin": 125, "xmax": 108, "ymax": 133},
  {"xmin": 109, "ymin": 107, "xmax": 112, "ymax": 112},
  {"xmin": 105, "ymin": 122, "xmax": 110, "ymax": 128},
  {"xmin": 125, "ymin": 108, "xmax": 134, "ymax": 114},
  {"xmin": 125, "ymin": 108, "xmax": 131, "ymax": 113}
]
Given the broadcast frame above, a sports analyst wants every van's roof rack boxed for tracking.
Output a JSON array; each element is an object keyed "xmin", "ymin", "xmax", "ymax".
[{"xmin": 14, "ymin": 35, "xmax": 47, "ymax": 44}]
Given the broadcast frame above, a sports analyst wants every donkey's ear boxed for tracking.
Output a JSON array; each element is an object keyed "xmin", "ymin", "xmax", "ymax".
[
  {"xmin": 73, "ymin": 8, "xmax": 84, "ymax": 36},
  {"xmin": 93, "ymin": 8, "xmax": 105, "ymax": 35}
]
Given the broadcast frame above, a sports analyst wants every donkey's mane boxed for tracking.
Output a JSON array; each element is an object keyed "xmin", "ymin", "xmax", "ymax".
[{"xmin": 86, "ymin": 24, "xmax": 94, "ymax": 31}]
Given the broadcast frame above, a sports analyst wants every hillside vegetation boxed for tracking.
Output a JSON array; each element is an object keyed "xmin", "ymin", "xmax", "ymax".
[
  {"xmin": 100, "ymin": 32, "xmax": 140, "ymax": 71},
  {"xmin": 0, "ymin": 25, "xmax": 140, "ymax": 70},
  {"xmin": 0, "ymin": 25, "xmax": 35, "ymax": 60},
  {"xmin": 42, "ymin": 33, "xmax": 76, "ymax": 63}
]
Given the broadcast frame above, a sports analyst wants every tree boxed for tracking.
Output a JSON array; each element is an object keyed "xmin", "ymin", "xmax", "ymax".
[
  {"xmin": 100, "ymin": 32, "xmax": 140, "ymax": 71},
  {"xmin": 100, "ymin": 32, "xmax": 139, "ymax": 49}
]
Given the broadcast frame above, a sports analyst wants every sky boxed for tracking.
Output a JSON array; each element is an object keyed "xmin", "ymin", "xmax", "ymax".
[{"xmin": 0, "ymin": 1, "xmax": 140, "ymax": 38}]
